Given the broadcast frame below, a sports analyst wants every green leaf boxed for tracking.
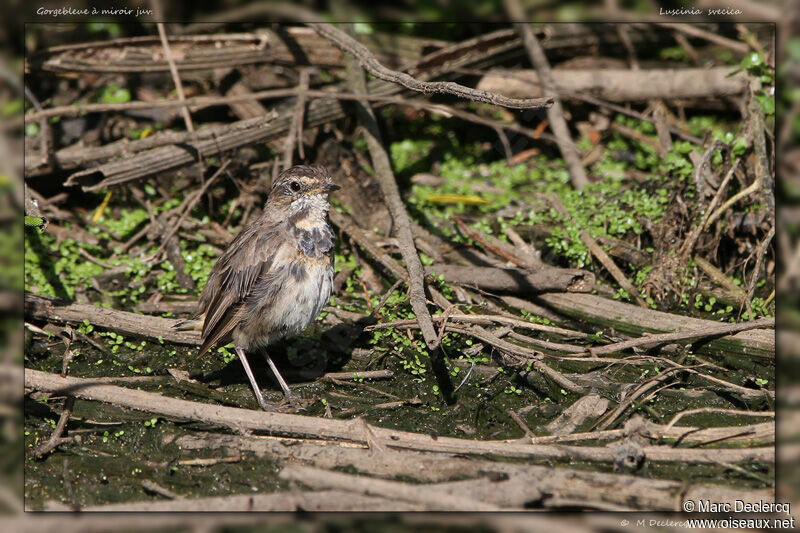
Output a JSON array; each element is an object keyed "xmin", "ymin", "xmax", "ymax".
[
  {"xmin": 25, "ymin": 122, "xmax": 40, "ymax": 137},
  {"xmin": 740, "ymin": 51, "xmax": 763, "ymax": 71},
  {"xmin": 99, "ymin": 84, "xmax": 131, "ymax": 104},
  {"xmin": 24, "ymin": 216, "xmax": 44, "ymax": 228},
  {"xmin": 754, "ymin": 92, "xmax": 775, "ymax": 115}
]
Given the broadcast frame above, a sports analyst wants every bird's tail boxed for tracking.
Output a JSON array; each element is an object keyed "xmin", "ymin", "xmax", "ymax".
[{"xmin": 173, "ymin": 317, "xmax": 204, "ymax": 332}]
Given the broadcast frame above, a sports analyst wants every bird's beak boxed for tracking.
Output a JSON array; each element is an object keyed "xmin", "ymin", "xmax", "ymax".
[{"xmin": 309, "ymin": 183, "xmax": 341, "ymax": 194}]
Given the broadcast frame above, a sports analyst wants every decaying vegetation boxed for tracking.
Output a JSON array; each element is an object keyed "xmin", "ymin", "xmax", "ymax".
[{"xmin": 22, "ymin": 18, "xmax": 775, "ymax": 512}]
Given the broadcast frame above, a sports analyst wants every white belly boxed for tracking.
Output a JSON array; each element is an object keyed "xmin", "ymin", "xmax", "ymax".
[{"xmin": 269, "ymin": 261, "xmax": 334, "ymax": 335}]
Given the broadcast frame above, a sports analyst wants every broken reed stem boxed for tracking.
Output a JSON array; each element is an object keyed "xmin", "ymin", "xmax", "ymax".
[
  {"xmin": 156, "ymin": 23, "xmax": 194, "ymax": 133},
  {"xmin": 308, "ymin": 22, "xmax": 553, "ymax": 111},
  {"xmin": 342, "ymin": 31, "xmax": 440, "ymax": 352},
  {"xmin": 503, "ymin": 0, "xmax": 589, "ymax": 189}
]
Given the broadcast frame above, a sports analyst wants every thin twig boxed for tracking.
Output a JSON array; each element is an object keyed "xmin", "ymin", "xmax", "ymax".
[
  {"xmin": 156, "ymin": 23, "xmax": 194, "ymax": 133},
  {"xmin": 308, "ymin": 23, "xmax": 553, "ymax": 111},
  {"xmin": 365, "ymin": 312, "xmax": 590, "ymax": 339}
]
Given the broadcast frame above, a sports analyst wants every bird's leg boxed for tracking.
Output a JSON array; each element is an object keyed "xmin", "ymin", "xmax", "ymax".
[
  {"xmin": 263, "ymin": 350, "xmax": 300, "ymax": 407},
  {"xmin": 234, "ymin": 346, "xmax": 273, "ymax": 411}
]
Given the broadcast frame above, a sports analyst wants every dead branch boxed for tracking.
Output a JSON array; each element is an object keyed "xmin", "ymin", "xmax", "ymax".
[
  {"xmin": 477, "ymin": 67, "xmax": 749, "ymax": 102},
  {"xmin": 308, "ymin": 23, "xmax": 553, "ymax": 111},
  {"xmin": 653, "ymin": 23, "xmax": 750, "ymax": 54},
  {"xmin": 45, "ymin": 490, "xmax": 419, "ymax": 512},
  {"xmin": 343, "ymin": 33, "xmax": 440, "ymax": 352},
  {"xmin": 32, "ymin": 397, "xmax": 75, "ymax": 458},
  {"xmin": 662, "ymin": 407, "xmax": 774, "ymax": 432},
  {"xmin": 23, "ymin": 369, "xmax": 773, "ymax": 465},
  {"xmin": 365, "ymin": 312, "xmax": 591, "ymax": 339},
  {"xmin": 175, "ymin": 431, "xmax": 773, "ymax": 511},
  {"xmin": 589, "ymin": 317, "xmax": 774, "ymax": 356},
  {"xmin": 282, "ymin": 68, "xmax": 310, "ymax": 170},
  {"xmin": 25, "ymin": 293, "xmax": 201, "ymax": 345},
  {"xmin": 536, "ymin": 292, "xmax": 774, "ymax": 361},
  {"xmin": 425, "ymin": 264, "xmax": 594, "ymax": 294},
  {"xmin": 504, "ymin": 0, "xmax": 588, "ymax": 189},
  {"xmin": 280, "ymin": 464, "xmax": 505, "ymax": 511}
]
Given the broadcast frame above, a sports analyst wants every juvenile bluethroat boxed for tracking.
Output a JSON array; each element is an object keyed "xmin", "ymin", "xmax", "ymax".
[{"xmin": 179, "ymin": 165, "xmax": 339, "ymax": 410}]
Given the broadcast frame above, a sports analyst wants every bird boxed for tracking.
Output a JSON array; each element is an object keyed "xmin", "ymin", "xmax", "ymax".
[{"xmin": 176, "ymin": 165, "xmax": 339, "ymax": 410}]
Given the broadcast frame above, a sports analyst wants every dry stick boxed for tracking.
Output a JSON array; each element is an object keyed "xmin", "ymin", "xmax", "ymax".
[
  {"xmin": 680, "ymin": 159, "xmax": 740, "ymax": 261},
  {"xmin": 156, "ymin": 23, "xmax": 193, "ymax": 133},
  {"xmin": 745, "ymin": 225, "xmax": 775, "ymax": 307},
  {"xmin": 462, "ymin": 324, "xmax": 585, "ymax": 394},
  {"xmin": 504, "ymin": 1, "xmax": 588, "ymax": 189},
  {"xmin": 343, "ymin": 39, "xmax": 440, "ymax": 352},
  {"xmin": 366, "ymin": 313, "xmax": 591, "ymax": 339},
  {"xmin": 694, "ymin": 255, "xmax": 746, "ymax": 302},
  {"xmin": 33, "ymin": 396, "xmax": 75, "ymax": 458},
  {"xmin": 594, "ymin": 367, "xmax": 684, "ymax": 431},
  {"xmin": 279, "ymin": 464, "xmax": 506, "ymax": 512},
  {"xmin": 282, "ymin": 68, "xmax": 310, "ymax": 170},
  {"xmin": 26, "ymin": 292, "xmax": 202, "ymax": 346},
  {"xmin": 588, "ymin": 317, "xmax": 774, "ymax": 356},
  {"xmin": 546, "ymin": 193, "xmax": 647, "ymax": 307},
  {"xmin": 461, "ymin": 66, "xmax": 704, "ymax": 145},
  {"xmin": 527, "ymin": 421, "xmax": 773, "ymax": 446},
  {"xmin": 23, "ymin": 369, "xmax": 772, "ymax": 465},
  {"xmin": 308, "ymin": 23, "xmax": 553, "ymax": 111},
  {"xmin": 322, "ymin": 370, "xmax": 393, "ymax": 381},
  {"xmin": 24, "ymin": 89, "xmax": 300, "ymax": 121},
  {"xmin": 658, "ymin": 359, "xmax": 774, "ymax": 400},
  {"xmin": 452, "ymin": 216, "xmax": 527, "ymax": 267}
]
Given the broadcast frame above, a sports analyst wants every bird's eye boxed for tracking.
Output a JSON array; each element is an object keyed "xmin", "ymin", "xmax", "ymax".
[{"xmin": 289, "ymin": 181, "xmax": 301, "ymax": 192}]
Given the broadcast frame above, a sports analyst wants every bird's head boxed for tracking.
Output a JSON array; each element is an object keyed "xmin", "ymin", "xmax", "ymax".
[{"xmin": 266, "ymin": 165, "xmax": 340, "ymax": 213}]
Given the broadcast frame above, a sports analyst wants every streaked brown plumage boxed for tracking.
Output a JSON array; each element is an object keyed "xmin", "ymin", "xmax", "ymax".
[{"xmin": 182, "ymin": 165, "xmax": 338, "ymax": 410}]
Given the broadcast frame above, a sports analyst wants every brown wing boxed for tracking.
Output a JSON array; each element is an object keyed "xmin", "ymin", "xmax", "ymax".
[{"xmin": 196, "ymin": 221, "xmax": 281, "ymax": 356}]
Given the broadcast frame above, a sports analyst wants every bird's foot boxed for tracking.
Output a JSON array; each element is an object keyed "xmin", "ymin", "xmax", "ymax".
[{"xmin": 280, "ymin": 392, "xmax": 312, "ymax": 412}]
